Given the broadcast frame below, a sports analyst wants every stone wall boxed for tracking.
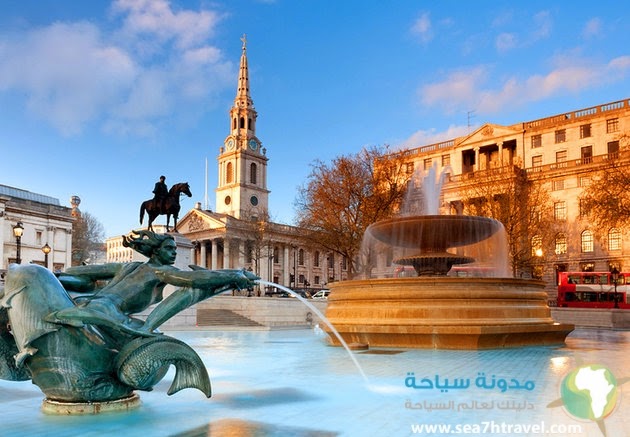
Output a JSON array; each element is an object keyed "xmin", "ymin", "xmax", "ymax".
[{"xmin": 551, "ymin": 308, "xmax": 630, "ymax": 329}]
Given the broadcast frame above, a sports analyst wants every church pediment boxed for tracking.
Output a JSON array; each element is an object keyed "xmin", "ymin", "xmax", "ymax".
[
  {"xmin": 177, "ymin": 209, "xmax": 228, "ymax": 233},
  {"xmin": 457, "ymin": 123, "xmax": 523, "ymax": 147}
]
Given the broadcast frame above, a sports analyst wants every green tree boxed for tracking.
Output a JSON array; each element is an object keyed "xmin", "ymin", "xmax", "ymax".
[
  {"xmin": 295, "ymin": 145, "xmax": 412, "ymax": 277},
  {"xmin": 72, "ymin": 211, "xmax": 105, "ymax": 266}
]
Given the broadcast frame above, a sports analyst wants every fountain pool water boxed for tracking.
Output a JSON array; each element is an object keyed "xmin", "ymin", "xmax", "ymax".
[
  {"xmin": 2, "ymin": 328, "xmax": 628, "ymax": 436},
  {"xmin": 324, "ymin": 164, "xmax": 573, "ymax": 349}
]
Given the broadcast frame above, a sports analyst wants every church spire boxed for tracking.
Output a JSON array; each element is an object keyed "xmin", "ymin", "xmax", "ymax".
[{"xmin": 236, "ymin": 33, "xmax": 253, "ymax": 109}]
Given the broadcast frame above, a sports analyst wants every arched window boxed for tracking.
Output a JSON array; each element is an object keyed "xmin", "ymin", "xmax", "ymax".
[
  {"xmin": 248, "ymin": 117, "xmax": 253, "ymax": 130},
  {"xmin": 273, "ymin": 246, "xmax": 279, "ymax": 263},
  {"xmin": 226, "ymin": 162, "xmax": 234, "ymax": 184},
  {"xmin": 581, "ymin": 230, "xmax": 594, "ymax": 253},
  {"xmin": 555, "ymin": 233, "xmax": 567, "ymax": 255},
  {"xmin": 298, "ymin": 248, "xmax": 305, "ymax": 266},
  {"xmin": 250, "ymin": 163, "xmax": 257, "ymax": 184},
  {"xmin": 239, "ymin": 117, "xmax": 245, "ymax": 129},
  {"xmin": 609, "ymin": 228, "xmax": 622, "ymax": 251}
]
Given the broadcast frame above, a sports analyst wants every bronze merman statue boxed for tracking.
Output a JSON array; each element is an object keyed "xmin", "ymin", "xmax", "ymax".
[{"xmin": 0, "ymin": 230, "xmax": 258, "ymax": 408}]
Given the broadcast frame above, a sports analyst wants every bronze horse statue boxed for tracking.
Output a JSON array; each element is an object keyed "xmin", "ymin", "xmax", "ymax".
[{"xmin": 140, "ymin": 182, "xmax": 192, "ymax": 232}]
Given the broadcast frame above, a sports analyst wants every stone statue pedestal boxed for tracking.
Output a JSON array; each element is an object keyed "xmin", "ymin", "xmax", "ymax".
[{"xmin": 42, "ymin": 394, "xmax": 141, "ymax": 415}]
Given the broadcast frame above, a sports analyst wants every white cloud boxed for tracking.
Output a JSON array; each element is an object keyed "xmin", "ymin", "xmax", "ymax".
[
  {"xmin": 411, "ymin": 12, "xmax": 433, "ymax": 45},
  {"xmin": 495, "ymin": 32, "xmax": 517, "ymax": 53},
  {"xmin": 582, "ymin": 17, "xmax": 602, "ymax": 40},
  {"xmin": 531, "ymin": 10, "xmax": 552, "ymax": 41},
  {"xmin": 400, "ymin": 124, "xmax": 471, "ymax": 150},
  {"xmin": 112, "ymin": 0, "xmax": 220, "ymax": 50},
  {"xmin": 418, "ymin": 55, "xmax": 630, "ymax": 116},
  {"xmin": 0, "ymin": 0, "xmax": 231, "ymax": 137},
  {"xmin": 0, "ymin": 22, "xmax": 137, "ymax": 135}
]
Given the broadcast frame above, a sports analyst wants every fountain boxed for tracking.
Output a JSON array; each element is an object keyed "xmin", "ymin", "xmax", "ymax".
[{"xmin": 323, "ymin": 164, "xmax": 574, "ymax": 349}]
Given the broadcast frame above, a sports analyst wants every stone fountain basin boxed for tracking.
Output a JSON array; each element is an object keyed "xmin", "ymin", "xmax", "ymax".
[
  {"xmin": 323, "ymin": 277, "xmax": 573, "ymax": 349},
  {"xmin": 366, "ymin": 215, "xmax": 502, "ymax": 250}
]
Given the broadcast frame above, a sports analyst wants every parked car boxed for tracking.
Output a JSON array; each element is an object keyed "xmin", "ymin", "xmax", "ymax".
[{"xmin": 311, "ymin": 290, "xmax": 330, "ymax": 300}]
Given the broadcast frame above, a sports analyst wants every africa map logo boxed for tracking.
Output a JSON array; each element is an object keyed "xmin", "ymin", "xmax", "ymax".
[{"xmin": 548, "ymin": 363, "xmax": 629, "ymax": 436}]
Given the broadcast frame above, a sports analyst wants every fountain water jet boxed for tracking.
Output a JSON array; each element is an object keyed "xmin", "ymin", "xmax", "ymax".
[{"xmin": 323, "ymin": 164, "xmax": 573, "ymax": 349}]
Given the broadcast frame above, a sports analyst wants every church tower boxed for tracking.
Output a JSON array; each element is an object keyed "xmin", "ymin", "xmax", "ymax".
[{"xmin": 215, "ymin": 34, "xmax": 269, "ymax": 220}]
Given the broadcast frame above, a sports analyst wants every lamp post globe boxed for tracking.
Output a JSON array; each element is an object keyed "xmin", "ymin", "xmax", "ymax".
[{"xmin": 12, "ymin": 221, "xmax": 24, "ymax": 264}]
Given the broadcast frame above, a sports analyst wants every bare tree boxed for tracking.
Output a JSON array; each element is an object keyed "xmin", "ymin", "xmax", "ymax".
[
  {"xmin": 295, "ymin": 145, "xmax": 412, "ymax": 277},
  {"xmin": 72, "ymin": 211, "xmax": 105, "ymax": 266},
  {"xmin": 459, "ymin": 164, "xmax": 558, "ymax": 277},
  {"xmin": 579, "ymin": 139, "xmax": 630, "ymax": 232}
]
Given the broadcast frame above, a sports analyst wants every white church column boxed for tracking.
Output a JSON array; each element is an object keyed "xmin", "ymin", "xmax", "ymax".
[
  {"xmin": 223, "ymin": 238, "xmax": 230, "ymax": 269},
  {"xmin": 283, "ymin": 245, "xmax": 290, "ymax": 286},
  {"xmin": 200, "ymin": 241, "xmax": 207, "ymax": 268},
  {"xmin": 211, "ymin": 239, "xmax": 218, "ymax": 270}
]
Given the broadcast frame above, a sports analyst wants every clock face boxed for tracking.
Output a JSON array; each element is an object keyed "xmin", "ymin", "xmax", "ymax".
[
  {"xmin": 226, "ymin": 138, "xmax": 235, "ymax": 150},
  {"xmin": 248, "ymin": 139, "xmax": 258, "ymax": 151},
  {"xmin": 224, "ymin": 195, "xmax": 231, "ymax": 205}
]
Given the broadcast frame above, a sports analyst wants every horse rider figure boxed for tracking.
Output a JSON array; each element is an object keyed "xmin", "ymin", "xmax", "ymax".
[{"xmin": 153, "ymin": 175, "xmax": 169, "ymax": 214}]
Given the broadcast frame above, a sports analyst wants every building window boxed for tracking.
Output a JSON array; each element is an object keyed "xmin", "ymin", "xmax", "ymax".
[
  {"xmin": 298, "ymin": 274, "xmax": 305, "ymax": 284},
  {"xmin": 298, "ymin": 248, "xmax": 305, "ymax": 266},
  {"xmin": 555, "ymin": 233, "xmax": 567, "ymax": 255},
  {"xmin": 552, "ymin": 179, "xmax": 565, "ymax": 191},
  {"xmin": 405, "ymin": 162, "xmax": 414, "ymax": 175},
  {"xmin": 327, "ymin": 254, "xmax": 334, "ymax": 269},
  {"xmin": 250, "ymin": 163, "xmax": 257, "ymax": 184},
  {"xmin": 314, "ymin": 251, "xmax": 320, "ymax": 267},
  {"xmin": 581, "ymin": 146, "xmax": 592, "ymax": 164},
  {"xmin": 554, "ymin": 129, "xmax": 566, "ymax": 143},
  {"xmin": 554, "ymin": 202, "xmax": 567, "ymax": 220},
  {"xmin": 579, "ymin": 123, "xmax": 591, "ymax": 138},
  {"xmin": 531, "ymin": 135, "xmax": 542, "ymax": 148},
  {"xmin": 532, "ymin": 155, "xmax": 542, "ymax": 168},
  {"xmin": 423, "ymin": 158, "xmax": 432, "ymax": 170},
  {"xmin": 581, "ymin": 230, "xmax": 594, "ymax": 253},
  {"xmin": 606, "ymin": 118, "xmax": 619, "ymax": 133},
  {"xmin": 226, "ymin": 162, "xmax": 234, "ymax": 184},
  {"xmin": 608, "ymin": 140, "xmax": 620, "ymax": 158},
  {"xmin": 579, "ymin": 176, "xmax": 591, "ymax": 187},
  {"xmin": 314, "ymin": 275, "xmax": 320, "ymax": 285},
  {"xmin": 580, "ymin": 263, "xmax": 595, "ymax": 272},
  {"xmin": 608, "ymin": 228, "xmax": 622, "ymax": 251},
  {"xmin": 556, "ymin": 150, "xmax": 567, "ymax": 162},
  {"xmin": 273, "ymin": 246, "xmax": 279, "ymax": 263},
  {"xmin": 442, "ymin": 154, "xmax": 451, "ymax": 167}
]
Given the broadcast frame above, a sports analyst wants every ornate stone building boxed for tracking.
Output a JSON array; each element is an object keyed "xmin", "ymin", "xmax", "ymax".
[
  {"xmin": 176, "ymin": 37, "xmax": 345, "ymax": 294},
  {"xmin": 0, "ymin": 185, "xmax": 74, "ymax": 276},
  {"xmin": 388, "ymin": 99, "xmax": 630, "ymax": 298}
]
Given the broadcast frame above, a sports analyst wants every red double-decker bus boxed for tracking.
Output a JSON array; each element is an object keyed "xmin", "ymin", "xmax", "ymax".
[{"xmin": 557, "ymin": 271, "xmax": 630, "ymax": 309}]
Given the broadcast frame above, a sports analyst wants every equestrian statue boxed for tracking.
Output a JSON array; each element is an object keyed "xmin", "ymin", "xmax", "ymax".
[{"xmin": 140, "ymin": 177, "xmax": 192, "ymax": 232}]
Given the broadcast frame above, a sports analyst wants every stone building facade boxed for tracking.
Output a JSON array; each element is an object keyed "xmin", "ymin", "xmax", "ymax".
[
  {"xmin": 389, "ymin": 99, "xmax": 630, "ymax": 298},
  {"xmin": 0, "ymin": 185, "xmax": 74, "ymax": 276}
]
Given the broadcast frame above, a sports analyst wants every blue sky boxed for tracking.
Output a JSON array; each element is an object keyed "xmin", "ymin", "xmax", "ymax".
[{"xmin": 1, "ymin": 0, "xmax": 629, "ymax": 238}]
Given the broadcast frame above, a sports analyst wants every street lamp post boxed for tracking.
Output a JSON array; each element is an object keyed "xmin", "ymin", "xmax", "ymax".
[
  {"xmin": 611, "ymin": 267, "xmax": 620, "ymax": 309},
  {"xmin": 12, "ymin": 221, "xmax": 24, "ymax": 264},
  {"xmin": 42, "ymin": 243, "xmax": 51, "ymax": 269}
]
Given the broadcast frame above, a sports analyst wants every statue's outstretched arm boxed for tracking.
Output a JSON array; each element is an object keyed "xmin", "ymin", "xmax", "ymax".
[
  {"xmin": 141, "ymin": 269, "xmax": 259, "ymax": 333},
  {"xmin": 57, "ymin": 264, "xmax": 126, "ymax": 292},
  {"xmin": 156, "ymin": 268, "xmax": 258, "ymax": 291}
]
